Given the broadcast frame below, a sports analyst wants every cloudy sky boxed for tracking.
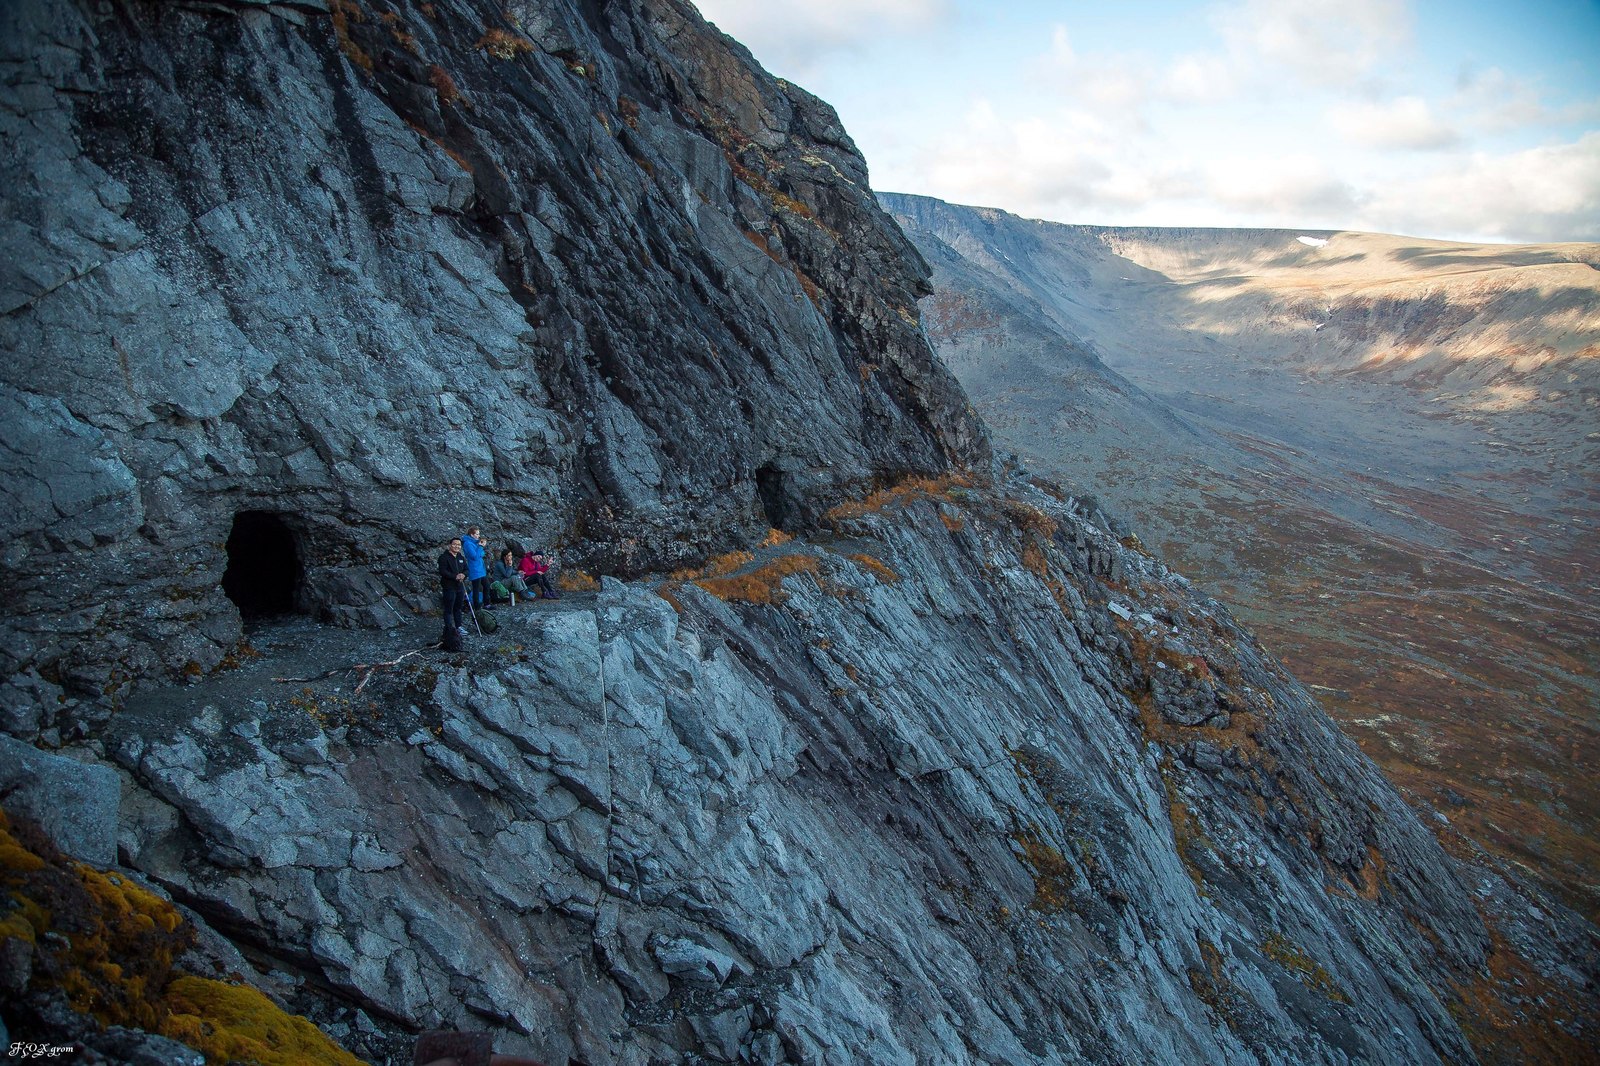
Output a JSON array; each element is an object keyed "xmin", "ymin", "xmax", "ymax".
[{"xmin": 691, "ymin": 0, "xmax": 1600, "ymax": 243}]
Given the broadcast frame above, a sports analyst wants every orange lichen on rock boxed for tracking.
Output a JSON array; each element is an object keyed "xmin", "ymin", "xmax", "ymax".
[
  {"xmin": 557, "ymin": 569, "xmax": 601, "ymax": 593},
  {"xmin": 476, "ymin": 27, "xmax": 535, "ymax": 59},
  {"xmin": 823, "ymin": 474, "xmax": 973, "ymax": 525},
  {"xmin": 847, "ymin": 553, "xmax": 900, "ymax": 584},
  {"xmin": 1011, "ymin": 825, "xmax": 1074, "ymax": 913},
  {"xmin": 1354, "ymin": 844, "xmax": 1389, "ymax": 900},
  {"xmin": 329, "ymin": 0, "xmax": 374, "ymax": 72},
  {"xmin": 1261, "ymin": 931, "xmax": 1350, "ymax": 1003},
  {"xmin": 429, "ymin": 64, "xmax": 464, "ymax": 108},
  {"xmin": 1446, "ymin": 912, "xmax": 1599, "ymax": 1065},
  {"xmin": 695, "ymin": 554, "xmax": 820, "ymax": 605},
  {"xmin": 655, "ymin": 582, "xmax": 685, "ymax": 614}
]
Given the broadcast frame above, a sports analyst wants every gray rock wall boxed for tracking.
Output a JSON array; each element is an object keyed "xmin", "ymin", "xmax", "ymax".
[
  {"xmin": 3, "ymin": 4, "xmax": 1594, "ymax": 1065},
  {"xmin": 0, "ymin": 0, "xmax": 986, "ymax": 706}
]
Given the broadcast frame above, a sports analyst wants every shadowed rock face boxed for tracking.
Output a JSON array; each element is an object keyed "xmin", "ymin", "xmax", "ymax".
[
  {"xmin": 0, "ymin": 0, "xmax": 986, "ymax": 704},
  {"xmin": 2, "ymin": 5, "xmax": 1597, "ymax": 1066}
]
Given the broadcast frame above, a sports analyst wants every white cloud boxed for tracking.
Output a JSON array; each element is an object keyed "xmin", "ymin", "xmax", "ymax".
[
  {"xmin": 907, "ymin": 100, "xmax": 1202, "ymax": 221},
  {"xmin": 1028, "ymin": 24, "xmax": 1156, "ymax": 123},
  {"xmin": 1161, "ymin": 52, "xmax": 1239, "ymax": 103},
  {"xmin": 1357, "ymin": 132, "xmax": 1600, "ymax": 241},
  {"xmin": 1449, "ymin": 66, "xmax": 1547, "ymax": 132},
  {"xmin": 1203, "ymin": 153, "xmax": 1359, "ymax": 219},
  {"xmin": 1211, "ymin": 0, "xmax": 1411, "ymax": 86},
  {"xmin": 1329, "ymin": 95, "xmax": 1458, "ymax": 149},
  {"xmin": 690, "ymin": 0, "xmax": 949, "ymax": 74},
  {"xmin": 1448, "ymin": 66, "xmax": 1600, "ymax": 135},
  {"xmin": 693, "ymin": 0, "xmax": 1600, "ymax": 243}
]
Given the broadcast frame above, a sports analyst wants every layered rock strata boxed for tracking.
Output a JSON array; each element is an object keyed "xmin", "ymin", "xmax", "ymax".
[
  {"xmin": 0, "ymin": 0, "xmax": 984, "ymax": 709},
  {"xmin": 0, "ymin": 2, "xmax": 1594, "ymax": 1065}
]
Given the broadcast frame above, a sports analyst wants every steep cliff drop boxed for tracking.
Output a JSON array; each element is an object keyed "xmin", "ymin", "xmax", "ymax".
[{"xmin": 1, "ymin": 2, "xmax": 1594, "ymax": 1064}]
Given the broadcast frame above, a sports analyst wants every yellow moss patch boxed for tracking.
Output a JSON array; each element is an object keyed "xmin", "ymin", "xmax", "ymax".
[
  {"xmin": 1153, "ymin": 758, "xmax": 1211, "ymax": 896},
  {"xmin": 0, "ymin": 809, "xmax": 358, "ymax": 1064},
  {"xmin": 759, "ymin": 528, "xmax": 792, "ymax": 549},
  {"xmin": 823, "ymin": 474, "xmax": 974, "ymax": 525},
  {"xmin": 164, "ymin": 976, "xmax": 363, "ymax": 1066},
  {"xmin": 1119, "ymin": 533, "xmax": 1154, "ymax": 558},
  {"xmin": 655, "ymin": 582, "xmax": 685, "ymax": 615},
  {"xmin": 1447, "ymin": 909, "xmax": 1599, "ymax": 1065},
  {"xmin": 770, "ymin": 190, "xmax": 816, "ymax": 219},
  {"xmin": 695, "ymin": 554, "xmax": 820, "ymax": 606},
  {"xmin": 1354, "ymin": 844, "xmax": 1389, "ymax": 900},
  {"xmin": 329, "ymin": 0, "xmax": 373, "ymax": 73},
  {"xmin": 671, "ymin": 550, "xmax": 753, "ymax": 582},
  {"xmin": 1001, "ymin": 499, "xmax": 1057, "ymax": 541},
  {"xmin": 1189, "ymin": 935, "xmax": 1243, "ymax": 1030},
  {"xmin": 429, "ymin": 64, "xmax": 464, "ymax": 108}
]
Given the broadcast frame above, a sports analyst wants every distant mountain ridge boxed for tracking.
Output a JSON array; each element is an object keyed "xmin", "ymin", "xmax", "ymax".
[{"xmin": 884, "ymin": 190, "xmax": 1600, "ymax": 926}]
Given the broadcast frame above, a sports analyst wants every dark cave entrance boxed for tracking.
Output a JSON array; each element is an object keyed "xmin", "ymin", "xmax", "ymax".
[
  {"xmin": 755, "ymin": 464, "xmax": 794, "ymax": 532},
  {"xmin": 222, "ymin": 511, "xmax": 303, "ymax": 619}
]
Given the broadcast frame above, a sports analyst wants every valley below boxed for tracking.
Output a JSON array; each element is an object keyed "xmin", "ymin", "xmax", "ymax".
[{"xmin": 887, "ymin": 194, "xmax": 1600, "ymax": 921}]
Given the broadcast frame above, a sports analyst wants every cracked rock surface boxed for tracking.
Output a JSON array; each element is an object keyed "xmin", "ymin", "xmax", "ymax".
[
  {"xmin": 2, "ymin": 2, "xmax": 1595, "ymax": 1064},
  {"xmin": 104, "ymin": 486, "xmax": 1597, "ymax": 1063},
  {"xmin": 1, "ymin": 0, "xmax": 985, "ymax": 703}
]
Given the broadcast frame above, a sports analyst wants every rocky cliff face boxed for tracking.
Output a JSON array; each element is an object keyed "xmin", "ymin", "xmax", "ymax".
[
  {"xmin": 0, "ymin": 0, "xmax": 985, "ymax": 712},
  {"xmin": 2, "ymin": 3, "xmax": 1595, "ymax": 1065}
]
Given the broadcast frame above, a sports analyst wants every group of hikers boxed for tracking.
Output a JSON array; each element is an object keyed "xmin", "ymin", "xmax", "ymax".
[{"xmin": 436, "ymin": 526, "xmax": 561, "ymax": 645}]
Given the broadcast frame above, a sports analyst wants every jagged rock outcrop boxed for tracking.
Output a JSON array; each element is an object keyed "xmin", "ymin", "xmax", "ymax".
[
  {"xmin": 0, "ymin": 0, "xmax": 986, "ymax": 709},
  {"xmin": 2, "ymin": 3, "xmax": 1596, "ymax": 1065}
]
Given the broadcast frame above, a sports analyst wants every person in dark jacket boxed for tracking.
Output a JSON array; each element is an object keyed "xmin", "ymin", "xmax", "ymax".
[
  {"xmin": 463, "ymin": 526, "xmax": 490, "ymax": 609},
  {"xmin": 438, "ymin": 536, "xmax": 469, "ymax": 635},
  {"xmin": 491, "ymin": 549, "xmax": 529, "ymax": 603}
]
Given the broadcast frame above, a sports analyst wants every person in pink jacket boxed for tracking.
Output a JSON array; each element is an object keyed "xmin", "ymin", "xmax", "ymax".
[{"xmin": 520, "ymin": 549, "xmax": 560, "ymax": 599}]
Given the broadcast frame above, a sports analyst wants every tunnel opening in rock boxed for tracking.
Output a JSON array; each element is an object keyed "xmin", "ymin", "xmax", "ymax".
[
  {"xmin": 222, "ymin": 511, "xmax": 303, "ymax": 619},
  {"xmin": 755, "ymin": 464, "xmax": 794, "ymax": 532}
]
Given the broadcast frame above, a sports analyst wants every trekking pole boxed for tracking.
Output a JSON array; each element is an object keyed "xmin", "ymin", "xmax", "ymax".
[
  {"xmin": 381, "ymin": 597, "xmax": 407, "ymax": 626},
  {"xmin": 464, "ymin": 590, "xmax": 483, "ymax": 637}
]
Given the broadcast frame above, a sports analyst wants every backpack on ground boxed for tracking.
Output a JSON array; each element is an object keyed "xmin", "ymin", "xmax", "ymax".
[
  {"xmin": 477, "ymin": 609, "xmax": 499, "ymax": 635},
  {"xmin": 441, "ymin": 623, "xmax": 464, "ymax": 652}
]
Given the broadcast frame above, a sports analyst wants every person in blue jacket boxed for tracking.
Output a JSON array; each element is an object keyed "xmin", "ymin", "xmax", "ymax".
[{"xmin": 463, "ymin": 525, "xmax": 491, "ymax": 609}]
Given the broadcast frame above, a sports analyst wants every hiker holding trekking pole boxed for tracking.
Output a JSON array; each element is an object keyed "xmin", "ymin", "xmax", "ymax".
[{"xmin": 437, "ymin": 536, "xmax": 470, "ymax": 649}]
